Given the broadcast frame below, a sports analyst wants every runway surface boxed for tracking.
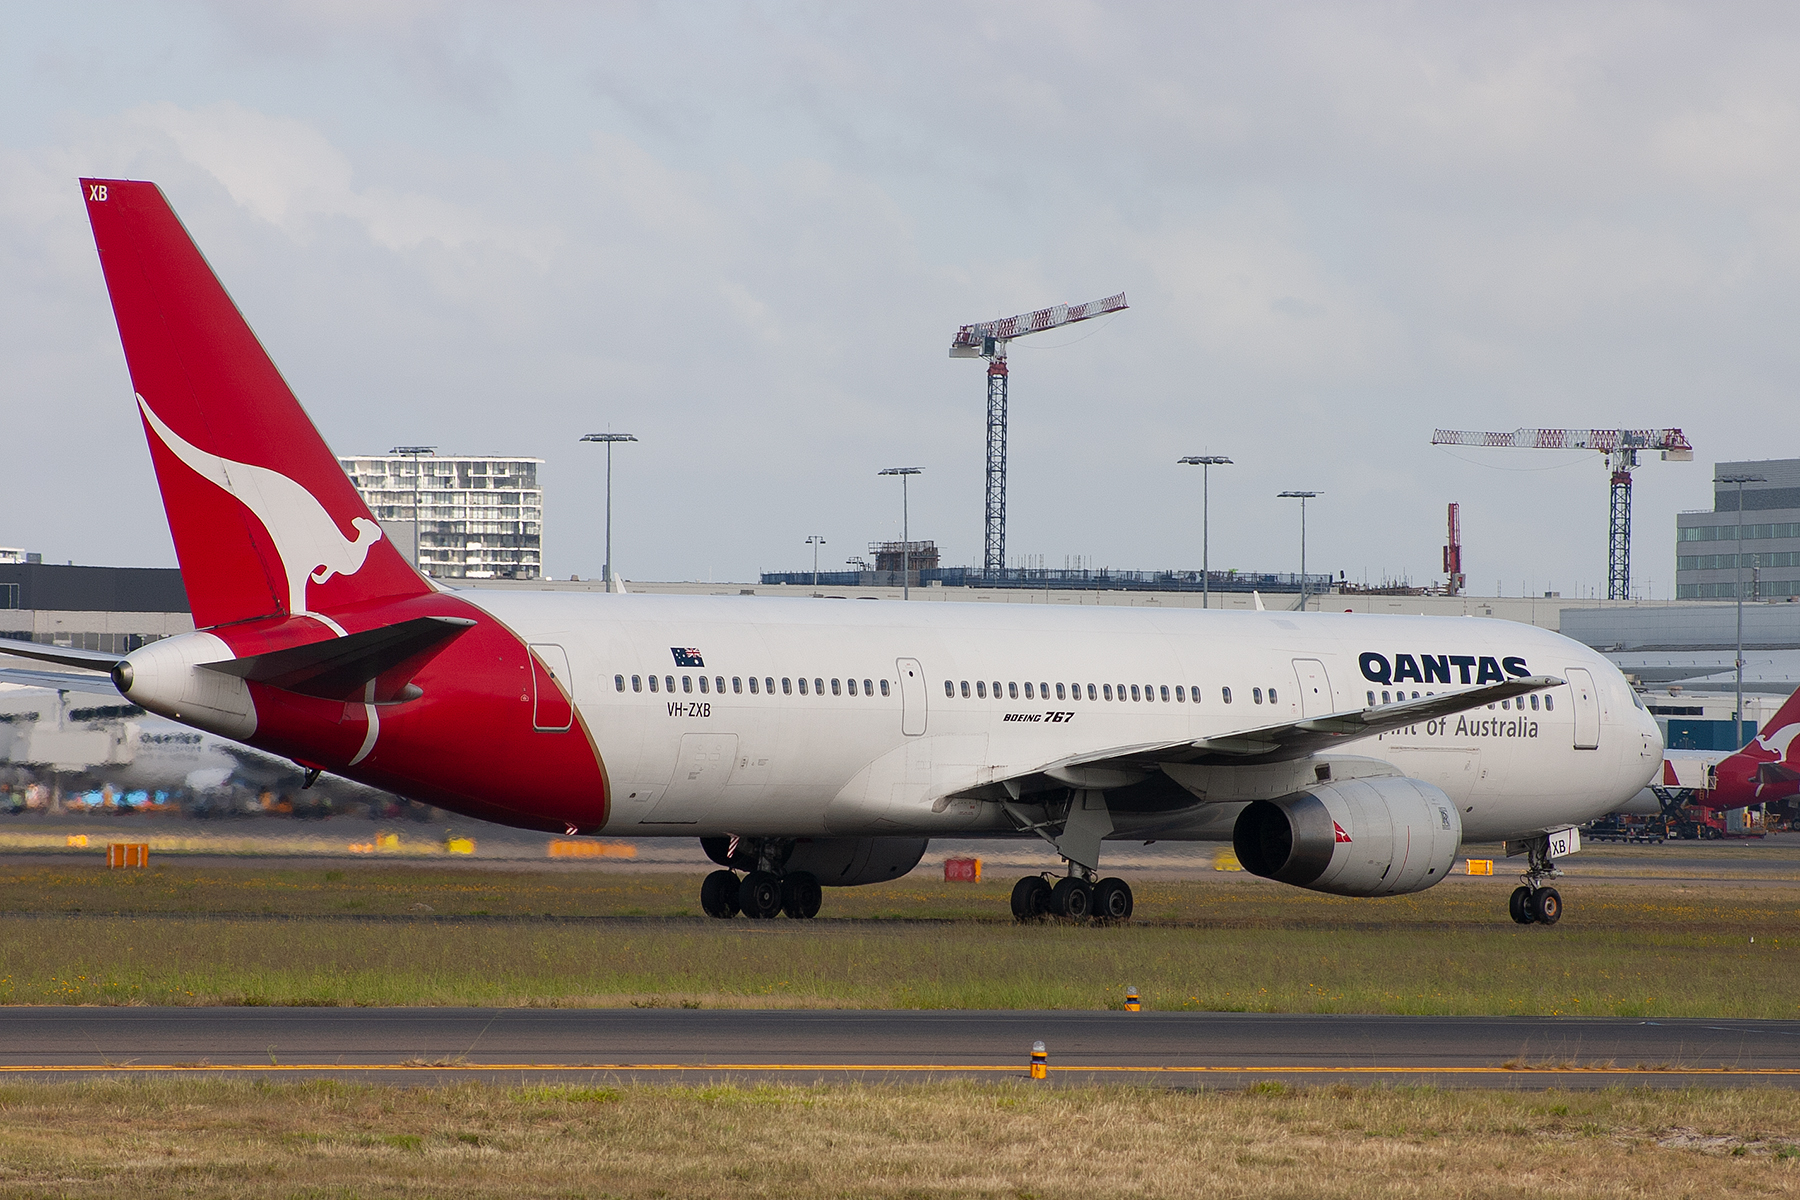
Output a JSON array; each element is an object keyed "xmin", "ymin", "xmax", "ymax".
[{"xmin": 6, "ymin": 1008, "xmax": 1799, "ymax": 1089}]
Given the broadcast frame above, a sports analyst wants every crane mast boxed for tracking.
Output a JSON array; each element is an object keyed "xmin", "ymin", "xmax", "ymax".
[
  {"xmin": 951, "ymin": 293, "xmax": 1127, "ymax": 577},
  {"xmin": 1430, "ymin": 427, "xmax": 1694, "ymax": 600}
]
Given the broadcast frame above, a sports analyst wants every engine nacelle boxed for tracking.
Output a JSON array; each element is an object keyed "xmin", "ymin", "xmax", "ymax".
[
  {"xmin": 1232, "ymin": 776, "xmax": 1462, "ymax": 897},
  {"xmin": 701, "ymin": 837, "xmax": 927, "ymax": 887}
]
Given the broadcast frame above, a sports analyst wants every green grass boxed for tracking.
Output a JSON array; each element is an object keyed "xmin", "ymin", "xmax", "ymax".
[
  {"xmin": 0, "ymin": 863, "xmax": 1794, "ymax": 1015},
  {"xmin": 2, "ymin": 1077, "xmax": 1799, "ymax": 1198}
]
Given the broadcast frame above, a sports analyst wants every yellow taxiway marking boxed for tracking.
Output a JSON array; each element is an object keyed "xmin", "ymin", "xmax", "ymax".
[{"xmin": 3, "ymin": 1063, "xmax": 1799, "ymax": 1076}]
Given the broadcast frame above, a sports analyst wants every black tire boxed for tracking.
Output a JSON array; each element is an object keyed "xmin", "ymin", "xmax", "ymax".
[
  {"xmin": 1010, "ymin": 876, "xmax": 1052, "ymax": 921},
  {"xmin": 1531, "ymin": 886, "xmax": 1562, "ymax": 926},
  {"xmin": 700, "ymin": 870, "xmax": 740, "ymax": 919},
  {"xmin": 1093, "ymin": 877, "xmax": 1133, "ymax": 922},
  {"xmin": 1051, "ymin": 876, "xmax": 1092, "ymax": 919},
  {"xmin": 781, "ymin": 872, "xmax": 822, "ymax": 919},
  {"xmin": 739, "ymin": 870, "xmax": 783, "ymax": 919},
  {"xmin": 1509, "ymin": 885, "xmax": 1535, "ymax": 925}
]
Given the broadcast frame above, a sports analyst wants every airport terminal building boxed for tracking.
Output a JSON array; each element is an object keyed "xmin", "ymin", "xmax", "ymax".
[{"xmin": 1676, "ymin": 458, "xmax": 1800, "ymax": 600}]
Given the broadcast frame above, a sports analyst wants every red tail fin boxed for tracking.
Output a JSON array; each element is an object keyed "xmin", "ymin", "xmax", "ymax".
[{"xmin": 80, "ymin": 178, "xmax": 428, "ymax": 630}]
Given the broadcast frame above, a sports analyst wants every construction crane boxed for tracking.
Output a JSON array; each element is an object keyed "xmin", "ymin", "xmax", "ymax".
[
  {"xmin": 1429, "ymin": 428, "xmax": 1694, "ymax": 600},
  {"xmin": 1443, "ymin": 502, "xmax": 1464, "ymax": 596},
  {"xmin": 951, "ymin": 292, "xmax": 1128, "ymax": 576}
]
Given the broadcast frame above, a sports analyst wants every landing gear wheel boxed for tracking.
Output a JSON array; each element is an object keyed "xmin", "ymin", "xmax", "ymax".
[
  {"xmin": 1011, "ymin": 876, "xmax": 1052, "ymax": 921},
  {"xmin": 1092, "ymin": 877, "xmax": 1133, "ymax": 922},
  {"xmin": 1509, "ymin": 885, "xmax": 1535, "ymax": 925},
  {"xmin": 700, "ymin": 870, "xmax": 741, "ymax": 919},
  {"xmin": 1050, "ymin": 876, "xmax": 1093, "ymax": 919},
  {"xmin": 1530, "ymin": 886, "xmax": 1562, "ymax": 926},
  {"xmin": 739, "ymin": 870, "xmax": 783, "ymax": 919},
  {"xmin": 780, "ymin": 872, "xmax": 822, "ymax": 919}
]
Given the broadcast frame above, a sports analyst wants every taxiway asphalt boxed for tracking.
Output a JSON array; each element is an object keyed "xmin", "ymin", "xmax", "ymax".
[{"xmin": 5, "ymin": 1008, "xmax": 1799, "ymax": 1089}]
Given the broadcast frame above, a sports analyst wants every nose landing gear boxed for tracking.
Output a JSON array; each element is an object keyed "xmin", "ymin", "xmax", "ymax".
[{"xmin": 1507, "ymin": 835, "xmax": 1564, "ymax": 925}]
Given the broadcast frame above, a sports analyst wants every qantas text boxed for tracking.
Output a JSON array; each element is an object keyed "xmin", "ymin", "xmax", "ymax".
[{"xmin": 1359, "ymin": 652, "xmax": 1530, "ymax": 686}]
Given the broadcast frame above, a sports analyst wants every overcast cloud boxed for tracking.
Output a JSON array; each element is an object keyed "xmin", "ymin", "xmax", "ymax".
[{"xmin": 4, "ymin": 2, "xmax": 1797, "ymax": 597}]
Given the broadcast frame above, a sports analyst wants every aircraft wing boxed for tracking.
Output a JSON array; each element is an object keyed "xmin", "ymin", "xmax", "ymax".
[
  {"xmin": 0, "ymin": 667, "xmax": 127, "ymax": 697},
  {"xmin": 992, "ymin": 675, "xmax": 1564, "ymax": 793}
]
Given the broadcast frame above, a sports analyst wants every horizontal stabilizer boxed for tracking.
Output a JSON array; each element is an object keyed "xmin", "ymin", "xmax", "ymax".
[
  {"xmin": 0, "ymin": 667, "xmax": 127, "ymax": 697},
  {"xmin": 200, "ymin": 616, "xmax": 476, "ymax": 703},
  {"xmin": 0, "ymin": 641, "xmax": 125, "ymax": 672}
]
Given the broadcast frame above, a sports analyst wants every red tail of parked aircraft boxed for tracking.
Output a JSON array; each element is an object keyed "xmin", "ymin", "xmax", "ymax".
[{"xmin": 1703, "ymin": 684, "xmax": 1800, "ymax": 810}]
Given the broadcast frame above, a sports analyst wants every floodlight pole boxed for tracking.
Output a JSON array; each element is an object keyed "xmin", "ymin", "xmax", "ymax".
[
  {"xmin": 1179, "ymin": 455, "xmax": 1232, "ymax": 609},
  {"xmin": 1720, "ymin": 473, "xmax": 1765, "ymax": 748},
  {"xmin": 390, "ymin": 446, "xmax": 436, "ymax": 573},
  {"xmin": 581, "ymin": 433, "xmax": 639, "ymax": 587},
  {"xmin": 806, "ymin": 535, "xmax": 826, "ymax": 588},
  {"xmin": 1278, "ymin": 491, "xmax": 1322, "ymax": 611},
  {"xmin": 879, "ymin": 467, "xmax": 923, "ymax": 600}
]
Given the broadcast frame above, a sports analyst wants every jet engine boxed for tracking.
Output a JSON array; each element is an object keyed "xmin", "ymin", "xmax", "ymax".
[
  {"xmin": 701, "ymin": 836, "xmax": 927, "ymax": 887},
  {"xmin": 1232, "ymin": 776, "xmax": 1462, "ymax": 897}
]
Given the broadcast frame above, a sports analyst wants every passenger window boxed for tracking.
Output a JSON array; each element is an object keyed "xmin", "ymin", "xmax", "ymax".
[
  {"xmin": 799, "ymin": 678, "xmax": 809, "ymax": 695},
  {"xmin": 749, "ymin": 677, "xmax": 759, "ymax": 694},
  {"xmin": 847, "ymin": 678, "xmax": 857, "ymax": 696},
  {"xmin": 615, "ymin": 674, "xmax": 625, "ymax": 692},
  {"xmin": 782, "ymin": 678, "xmax": 793, "ymax": 695},
  {"xmin": 698, "ymin": 676, "xmax": 708, "ymax": 694},
  {"xmin": 765, "ymin": 677, "xmax": 774, "ymax": 694},
  {"xmin": 1268, "ymin": 687, "xmax": 1277, "ymax": 704},
  {"xmin": 632, "ymin": 675, "xmax": 643, "ymax": 693},
  {"xmin": 1160, "ymin": 685, "xmax": 1170, "ymax": 702},
  {"xmin": 1222, "ymin": 686, "xmax": 1232, "ymax": 704},
  {"xmin": 1056, "ymin": 683, "xmax": 1066, "ymax": 700},
  {"xmin": 831, "ymin": 678, "xmax": 841, "ymax": 696},
  {"xmin": 733, "ymin": 677, "xmax": 742, "ymax": 694},
  {"xmin": 1530, "ymin": 694, "xmax": 1539, "ymax": 710},
  {"xmin": 815, "ymin": 678, "xmax": 824, "ymax": 695},
  {"xmin": 1191, "ymin": 683, "xmax": 1202, "ymax": 702},
  {"xmin": 684, "ymin": 676, "xmax": 694, "ymax": 694},
  {"xmin": 1103, "ymin": 684, "xmax": 1113, "ymax": 700},
  {"xmin": 880, "ymin": 680, "xmax": 890, "ymax": 696},
  {"xmin": 992, "ymin": 681, "xmax": 1001, "ymax": 698},
  {"xmin": 1130, "ymin": 685, "xmax": 1141, "ymax": 702},
  {"xmin": 1039, "ymin": 682, "xmax": 1049, "ymax": 698},
  {"xmin": 649, "ymin": 675, "xmax": 660, "ymax": 693},
  {"xmin": 977, "ymin": 681, "xmax": 987, "ymax": 698},
  {"xmin": 864, "ymin": 678, "xmax": 873, "ymax": 695},
  {"xmin": 1253, "ymin": 687, "xmax": 1263, "ymax": 704},
  {"xmin": 1502, "ymin": 698, "xmax": 1510, "ymax": 710},
  {"xmin": 1367, "ymin": 690, "xmax": 1375, "ymax": 706},
  {"xmin": 945, "ymin": 681, "xmax": 955, "ymax": 697},
  {"xmin": 1382, "ymin": 690, "xmax": 1390, "ymax": 703},
  {"xmin": 665, "ymin": 676, "xmax": 675, "ymax": 693},
  {"xmin": 1087, "ymin": 684, "xmax": 1097, "ymax": 701},
  {"xmin": 1175, "ymin": 686, "xmax": 1185, "ymax": 702},
  {"xmin": 961, "ymin": 681, "xmax": 970, "ymax": 698},
  {"xmin": 1009, "ymin": 682, "xmax": 1018, "ymax": 699},
  {"xmin": 716, "ymin": 676, "xmax": 725, "ymax": 694},
  {"xmin": 1023, "ymin": 682, "xmax": 1033, "ymax": 699}
]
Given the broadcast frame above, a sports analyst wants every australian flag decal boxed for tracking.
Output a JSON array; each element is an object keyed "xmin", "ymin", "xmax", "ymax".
[{"xmin": 671, "ymin": 647, "xmax": 705, "ymax": 667}]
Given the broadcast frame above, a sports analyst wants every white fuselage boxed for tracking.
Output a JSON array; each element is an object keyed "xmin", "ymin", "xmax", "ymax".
[{"xmin": 463, "ymin": 591, "xmax": 1664, "ymax": 850}]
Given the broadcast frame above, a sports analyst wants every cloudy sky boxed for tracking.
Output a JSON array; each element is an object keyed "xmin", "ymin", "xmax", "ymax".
[{"xmin": 4, "ymin": 2, "xmax": 1797, "ymax": 597}]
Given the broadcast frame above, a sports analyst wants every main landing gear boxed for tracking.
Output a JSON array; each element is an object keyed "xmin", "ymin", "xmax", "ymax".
[
  {"xmin": 1508, "ymin": 835, "xmax": 1563, "ymax": 926},
  {"xmin": 1010, "ymin": 870, "xmax": 1134, "ymax": 923},
  {"xmin": 697, "ymin": 836, "xmax": 821, "ymax": 920}
]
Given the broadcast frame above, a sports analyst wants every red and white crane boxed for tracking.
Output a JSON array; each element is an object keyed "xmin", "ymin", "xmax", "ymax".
[
  {"xmin": 951, "ymin": 293, "xmax": 1128, "ymax": 576},
  {"xmin": 1442, "ymin": 503, "xmax": 1464, "ymax": 596},
  {"xmin": 1430, "ymin": 428, "xmax": 1694, "ymax": 600}
]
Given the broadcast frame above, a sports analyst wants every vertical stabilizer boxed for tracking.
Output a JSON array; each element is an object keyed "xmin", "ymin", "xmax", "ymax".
[{"xmin": 79, "ymin": 178, "xmax": 429, "ymax": 629}]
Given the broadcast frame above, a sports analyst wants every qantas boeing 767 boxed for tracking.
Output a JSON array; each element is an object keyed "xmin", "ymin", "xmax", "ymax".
[{"xmin": 10, "ymin": 179, "xmax": 1664, "ymax": 926}]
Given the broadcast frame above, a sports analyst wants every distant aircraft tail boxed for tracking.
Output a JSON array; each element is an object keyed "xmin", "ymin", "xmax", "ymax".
[
  {"xmin": 79, "ymin": 178, "xmax": 429, "ymax": 631},
  {"xmin": 1703, "ymin": 682, "xmax": 1800, "ymax": 809}
]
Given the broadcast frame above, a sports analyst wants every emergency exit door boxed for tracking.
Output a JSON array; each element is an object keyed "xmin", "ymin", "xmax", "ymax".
[{"xmin": 1566, "ymin": 667, "xmax": 1600, "ymax": 750}]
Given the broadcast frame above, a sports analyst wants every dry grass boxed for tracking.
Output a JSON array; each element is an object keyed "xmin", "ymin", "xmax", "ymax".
[
  {"xmin": 1, "ymin": 1078, "xmax": 1799, "ymax": 1198},
  {"xmin": 0, "ymin": 864, "xmax": 1794, "ymax": 1015}
]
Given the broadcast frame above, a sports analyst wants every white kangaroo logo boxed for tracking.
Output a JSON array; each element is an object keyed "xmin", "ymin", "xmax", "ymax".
[{"xmin": 137, "ymin": 394, "xmax": 383, "ymax": 617}]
